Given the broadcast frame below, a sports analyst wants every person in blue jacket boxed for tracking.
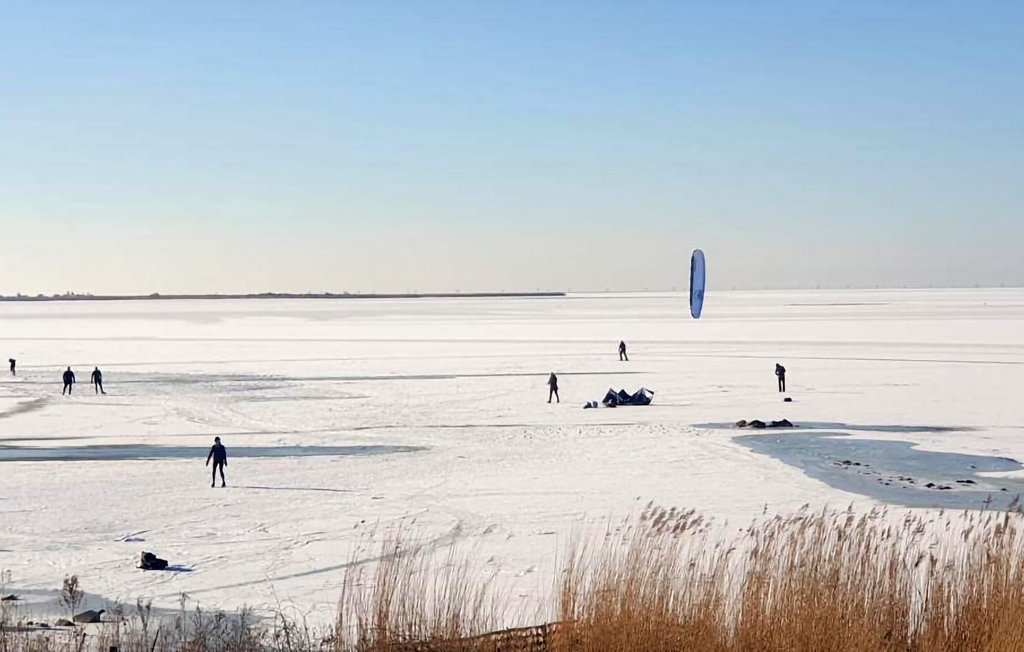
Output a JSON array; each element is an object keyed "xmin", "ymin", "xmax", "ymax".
[{"xmin": 206, "ymin": 437, "xmax": 228, "ymax": 487}]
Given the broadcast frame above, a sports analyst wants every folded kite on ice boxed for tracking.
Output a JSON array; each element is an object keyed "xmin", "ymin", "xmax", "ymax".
[
  {"xmin": 601, "ymin": 387, "xmax": 654, "ymax": 407},
  {"xmin": 583, "ymin": 388, "xmax": 655, "ymax": 409}
]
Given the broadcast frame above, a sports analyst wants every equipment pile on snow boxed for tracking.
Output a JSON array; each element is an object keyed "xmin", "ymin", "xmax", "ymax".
[{"xmin": 584, "ymin": 387, "xmax": 654, "ymax": 408}]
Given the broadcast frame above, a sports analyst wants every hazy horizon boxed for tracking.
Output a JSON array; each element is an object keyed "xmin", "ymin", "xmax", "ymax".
[
  {"xmin": 3, "ymin": 1, "xmax": 1022, "ymax": 295},
  {"xmin": 4, "ymin": 284, "xmax": 1024, "ymax": 299}
]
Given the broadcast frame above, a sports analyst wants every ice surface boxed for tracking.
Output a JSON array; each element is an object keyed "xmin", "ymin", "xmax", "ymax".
[{"xmin": 1, "ymin": 290, "xmax": 1024, "ymax": 623}]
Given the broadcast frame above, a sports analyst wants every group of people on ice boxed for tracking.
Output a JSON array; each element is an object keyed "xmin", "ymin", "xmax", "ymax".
[
  {"xmin": 61, "ymin": 366, "xmax": 106, "ymax": 395},
  {"xmin": 7, "ymin": 359, "xmax": 106, "ymax": 395},
  {"xmin": 546, "ymin": 341, "xmax": 789, "ymax": 402},
  {"xmin": 8, "ymin": 343, "xmax": 786, "ymax": 491}
]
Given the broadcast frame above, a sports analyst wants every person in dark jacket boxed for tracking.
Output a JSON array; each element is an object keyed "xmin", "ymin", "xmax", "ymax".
[
  {"xmin": 618, "ymin": 341, "xmax": 628, "ymax": 362},
  {"xmin": 62, "ymin": 367, "xmax": 76, "ymax": 395},
  {"xmin": 206, "ymin": 436, "xmax": 227, "ymax": 487},
  {"xmin": 775, "ymin": 363, "xmax": 787, "ymax": 393},
  {"xmin": 547, "ymin": 372, "xmax": 560, "ymax": 403},
  {"xmin": 8, "ymin": 359, "xmax": 15, "ymax": 375},
  {"xmin": 90, "ymin": 367, "xmax": 106, "ymax": 394}
]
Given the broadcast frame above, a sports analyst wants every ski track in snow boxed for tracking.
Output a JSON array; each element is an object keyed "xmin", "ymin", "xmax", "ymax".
[{"xmin": 1, "ymin": 290, "xmax": 1024, "ymax": 623}]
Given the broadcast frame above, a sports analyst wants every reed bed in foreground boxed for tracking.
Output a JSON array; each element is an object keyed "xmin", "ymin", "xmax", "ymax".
[
  {"xmin": 549, "ymin": 504, "xmax": 1024, "ymax": 652},
  {"xmin": 6, "ymin": 504, "xmax": 1024, "ymax": 650}
]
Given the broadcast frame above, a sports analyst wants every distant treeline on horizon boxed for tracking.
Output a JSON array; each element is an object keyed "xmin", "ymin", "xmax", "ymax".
[
  {"xmin": 1, "ymin": 287, "xmax": 1020, "ymax": 303},
  {"xmin": 0, "ymin": 291, "xmax": 567, "ymax": 302}
]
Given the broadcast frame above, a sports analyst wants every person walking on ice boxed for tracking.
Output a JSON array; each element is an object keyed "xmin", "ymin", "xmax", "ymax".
[
  {"xmin": 618, "ymin": 341, "xmax": 628, "ymax": 361},
  {"xmin": 547, "ymin": 372, "xmax": 560, "ymax": 403},
  {"xmin": 90, "ymin": 366, "xmax": 106, "ymax": 394},
  {"xmin": 775, "ymin": 363, "xmax": 787, "ymax": 393},
  {"xmin": 8, "ymin": 358, "xmax": 15, "ymax": 375},
  {"xmin": 62, "ymin": 367, "xmax": 76, "ymax": 395},
  {"xmin": 206, "ymin": 436, "xmax": 227, "ymax": 487}
]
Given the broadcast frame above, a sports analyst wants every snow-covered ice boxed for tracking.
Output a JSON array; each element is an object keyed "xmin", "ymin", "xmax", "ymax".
[{"xmin": 2, "ymin": 290, "xmax": 1024, "ymax": 622}]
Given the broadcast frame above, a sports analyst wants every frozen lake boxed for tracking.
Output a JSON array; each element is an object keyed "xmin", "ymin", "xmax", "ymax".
[{"xmin": 2, "ymin": 290, "xmax": 1024, "ymax": 622}]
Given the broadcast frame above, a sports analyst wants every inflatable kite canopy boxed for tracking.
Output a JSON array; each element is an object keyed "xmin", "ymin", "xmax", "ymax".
[{"xmin": 689, "ymin": 249, "xmax": 706, "ymax": 319}]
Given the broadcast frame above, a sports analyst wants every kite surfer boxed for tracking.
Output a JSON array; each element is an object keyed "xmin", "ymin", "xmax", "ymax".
[
  {"xmin": 547, "ymin": 372, "xmax": 560, "ymax": 403},
  {"xmin": 619, "ymin": 341, "xmax": 628, "ymax": 361}
]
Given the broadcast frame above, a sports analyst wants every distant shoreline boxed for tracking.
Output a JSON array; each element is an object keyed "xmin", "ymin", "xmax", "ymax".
[{"xmin": 0, "ymin": 292, "xmax": 566, "ymax": 303}]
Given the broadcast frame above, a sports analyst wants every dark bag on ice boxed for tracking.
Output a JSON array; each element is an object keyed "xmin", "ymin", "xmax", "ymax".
[{"xmin": 139, "ymin": 551, "xmax": 168, "ymax": 570}]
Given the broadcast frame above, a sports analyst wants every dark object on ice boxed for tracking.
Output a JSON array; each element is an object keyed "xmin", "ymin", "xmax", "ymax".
[
  {"xmin": 55, "ymin": 619, "xmax": 74, "ymax": 627},
  {"xmin": 139, "ymin": 551, "xmax": 169, "ymax": 570},
  {"xmin": 62, "ymin": 367, "xmax": 76, "ymax": 395},
  {"xmin": 73, "ymin": 610, "xmax": 104, "ymax": 624},
  {"xmin": 776, "ymin": 363, "xmax": 786, "ymax": 393},
  {"xmin": 584, "ymin": 400, "xmax": 613, "ymax": 409},
  {"xmin": 737, "ymin": 418, "xmax": 793, "ymax": 429},
  {"xmin": 618, "ymin": 341, "xmax": 628, "ymax": 361},
  {"xmin": 783, "ymin": 397, "xmax": 792, "ymax": 403},
  {"xmin": 956, "ymin": 479, "xmax": 977, "ymax": 485},
  {"xmin": 601, "ymin": 387, "xmax": 654, "ymax": 407},
  {"xmin": 8, "ymin": 359, "xmax": 14, "ymax": 375},
  {"xmin": 1, "ymin": 594, "xmax": 19, "ymax": 601}
]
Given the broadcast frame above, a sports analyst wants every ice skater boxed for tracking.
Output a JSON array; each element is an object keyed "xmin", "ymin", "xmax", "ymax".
[
  {"xmin": 618, "ymin": 341, "xmax": 628, "ymax": 362},
  {"xmin": 8, "ymin": 358, "xmax": 15, "ymax": 375},
  {"xmin": 547, "ymin": 372, "xmax": 560, "ymax": 403},
  {"xmin": 62, "ymin": 367, "xmax": 76, "ymax": 395},
  {"xmin": 206, "ymin": 436, "xmax": 227, "ymax": 487},
  {"xmin": 775, "ymin": 363, "xmax": 787, "ymax": 393},
  {"xmin": 90, "ymin": 366, "xmax": 106, "ymax": 394}
]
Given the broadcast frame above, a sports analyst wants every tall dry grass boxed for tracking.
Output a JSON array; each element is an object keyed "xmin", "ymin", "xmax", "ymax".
[
  {"xmin": 551, "ymin": 503, "xmax": 1024, "ymax": 652},
  {"xmin": 336, "ymin": 528, "xmax": 505, "ymax": 650},
  {"xmin": 7, "ymin": 504, "xmax": 1024, "ymax": 650}
]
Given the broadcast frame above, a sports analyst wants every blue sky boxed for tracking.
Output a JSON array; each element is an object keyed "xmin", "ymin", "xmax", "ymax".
[{"xmin": 1, "ymin": 1, "xmax": 1022, "ymax": 294}]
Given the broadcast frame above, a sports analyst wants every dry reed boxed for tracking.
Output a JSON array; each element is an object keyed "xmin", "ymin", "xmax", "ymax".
[{"xmin": 6, "ymin": 504, "xmax": 1024, "ymax": 651}]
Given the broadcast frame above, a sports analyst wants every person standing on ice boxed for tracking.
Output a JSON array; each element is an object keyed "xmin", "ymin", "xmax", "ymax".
[
  {"xmin": 61, "ymin": 367, "xmax": 76, "ymax": 395},
  {"xmin": 775, "ymin": 363, "xmax": 787, "ymax": 393},
  {"xmin": 206, "ymin": 436, "xmax": 227, "ymax": 488},
  {"xmin": 8, "ymin": 358, "xmax": 15, "ymax": 375},
  {"xmin": 90, "ymin": 366, "xmax": 106, "ymax": 394},
  {"xmin": 547, "ymin": 372, "xmax": 560, "ymax": 403},
  {"xmin": 618, "ymin": 341, "xmax": 628, "ymax": 362}
]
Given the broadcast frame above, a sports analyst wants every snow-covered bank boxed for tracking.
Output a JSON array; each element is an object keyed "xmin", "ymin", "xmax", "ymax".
[{"xmin": 1, "ymin": 290, "xmax": 1023, "ymax": 623}]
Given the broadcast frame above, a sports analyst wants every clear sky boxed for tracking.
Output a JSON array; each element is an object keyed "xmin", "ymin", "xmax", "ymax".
[{"xmin": 2, "ymin": 1, "xmax": 1022, "ymax": 294}]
